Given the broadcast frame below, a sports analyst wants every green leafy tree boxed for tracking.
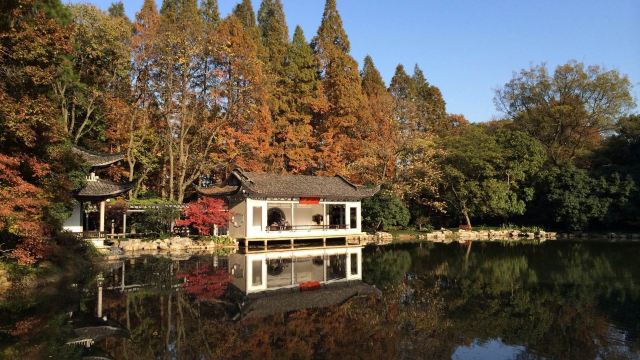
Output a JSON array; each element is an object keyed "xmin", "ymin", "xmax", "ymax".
[
  {"xmin": 0, "ymin": 0, "xmax": 82, "ymax": 264},
  {"xmin": 592, "ymin": 114, "xmax": 640, "ymax": 227},
  {"xmin": 362, "ymin": 190, "xmax": 410, "ymax": 230},
  {"xmin": 531, "ymin": 166, "xmax": 634, "ymax": 230},
  {"xmin": 438, "ymin": 126, "xmax": 546, "ymax": 227},
  {"xmin": 495, "ymin": 61, "xmax": 635, "ymax": 165},
  {"xmin": 53, "ymin": 3, "xmax": 131, "ymax": 145},
  {"xmin": 363, "ymin": 250, "xmax": 411, "ymax": 289}
]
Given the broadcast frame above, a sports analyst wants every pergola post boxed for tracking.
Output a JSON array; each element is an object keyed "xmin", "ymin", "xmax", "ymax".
[
  {"xmin": 99, "ymin": 200, "xmax": 106, "ymax": 233},
  {"xmin": 122, "ymin": 212, "xmax": 127, "ymax": 235}
]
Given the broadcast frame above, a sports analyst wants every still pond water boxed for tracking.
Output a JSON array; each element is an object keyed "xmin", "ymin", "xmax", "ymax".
[{"xmin": 1, "ymin": 241, "xmax": 639, "ymax": 359}]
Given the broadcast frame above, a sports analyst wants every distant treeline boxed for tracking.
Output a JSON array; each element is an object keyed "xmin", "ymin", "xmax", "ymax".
[{"xmin": 0, "ymin": 0, "xmax": 637, "ymax": 263}]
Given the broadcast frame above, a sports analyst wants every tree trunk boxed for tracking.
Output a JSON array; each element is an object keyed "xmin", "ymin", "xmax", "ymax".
[
  {"xmin": 168, "ymin": 131, "xmax": 175, "ymax": 201},
  {"xmin": 463, "ymin": 209, "xmax": 472, "ymax": 229}
]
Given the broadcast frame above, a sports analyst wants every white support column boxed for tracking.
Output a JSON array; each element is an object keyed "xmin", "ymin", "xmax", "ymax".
[
  {"xmin": 290, "ymin": 203, "xmax": 295, "ymax": 227},
  {"xmin": 344, "ymin": 204, "xmax": 349, "ymax": 229},
  {"xmin": 323, "ymin": 203, "xmax": 327, "ymax": 227},
  {"xmin": 122, "ymin": 212, "xmax": 127, "ymax": 235},
  {"xmin": 99, "ymin": 200, "xmax": 106, "ymax": 233},
  {"xmin": 291, "ymin": 256, "xmax": 295, "ymax": 285},
  {"xmin": 121, "ymin": 261, "xmax": 125, "ymax": 291},
  {"xmin": 262, "ymin": 203, "xmax": 268, "ymax": 233},
  {"xmin": 97, "ymin": 285, "xmax": 103, "ymax": 318}
]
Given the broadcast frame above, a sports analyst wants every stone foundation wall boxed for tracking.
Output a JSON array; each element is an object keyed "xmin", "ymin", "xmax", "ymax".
[{"xmin": 114, "ymin": 237, "xmax": 235, "ymax": 253}]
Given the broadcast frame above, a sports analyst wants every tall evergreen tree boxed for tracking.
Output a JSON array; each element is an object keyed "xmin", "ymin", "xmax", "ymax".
[
  {"xmin": 312, "ymin": 0, "xmax": 350, "ymax": 55},
  {"xmin": 200, "ymin": 0, "xmax": 219, "ymax": 25},
  {"xmin": 312, "ymin": 0, "xmax": 367, "ymax": 177},
  {"xmin": 232, "ymin": 0, "xmax": 256, "ymax": 28},
  {"xmin": 355, "ymin": 55, "xmax": 398, "ymax": 183},
  {"xmin": 274, "ymin": 26, "xmax": 327, "ymax": 173},
  {"xmin": 361, "ymin": 55, "xmax": 386, "ymax": 97},
  {"xmin": 412, "ymin": 65, "xmax": 447, "ymax": 134},
  {"xmin": 257, "ymin": 0, "xmax": 288, "ymax": 69},
  {"xmin": 257, "ymin": 0, "xmax": 290, "ymax": 172},
  {"xmin": 232, "ymin": 0, "xmax": 264, "ymax": 60},
  {"xmin": 389, "ymin": 64, "xmax": 417, "ymax": 133},
  {"xmin": 108, "ymin": 1, "xmax": 127, "ymax": 19},
  {"xmin": 160, "ymin": 0, "xmax": 199, "ymax": 23},
  {"xmin": 211, "ymin": 17, "xmax": 273, "ymax": 173}
]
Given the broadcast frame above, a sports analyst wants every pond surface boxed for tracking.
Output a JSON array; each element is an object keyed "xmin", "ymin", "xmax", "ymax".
[{"xmin": 1, "ymin": 241, "xmax": 639, "ymax": 359}]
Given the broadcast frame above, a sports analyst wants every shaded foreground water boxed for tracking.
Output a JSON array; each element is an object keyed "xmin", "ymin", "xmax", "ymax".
[{"xmin": 1, "ymin": 241, "xmax": 639, "ymax": 359}]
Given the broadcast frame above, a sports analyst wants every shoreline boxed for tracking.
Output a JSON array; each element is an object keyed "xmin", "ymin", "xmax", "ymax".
[{"xmin": 389, "ymin": 230, "xmax": 640, "ymax": 243}]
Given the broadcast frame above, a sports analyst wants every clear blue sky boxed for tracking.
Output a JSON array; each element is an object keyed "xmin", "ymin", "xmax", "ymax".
[{"xmin": 69, "ymin": 0, "xmax": 639, "ymax": 122}]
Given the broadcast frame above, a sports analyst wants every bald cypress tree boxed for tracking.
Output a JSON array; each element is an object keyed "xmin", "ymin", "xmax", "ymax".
[
  {"xmin": 412, "ymin": 65, "xmax": 447, "ymax": 134},
  {"xmin": 312, "ymin": 0, "xmax": 350, "ymax": 55},
  {"xmin": 361, "ymin": 55, "xmax": 385, "ymax": 97},
  {"xmin": 232, "ymin": 0, "xmax": 264, "ymax": 62},
  {"xmin": 108, "ymin": 1, "xmax": 127, "ymax": 19},
  {"xmin": 355, "ymin": 55, "xmax": 398, "ymax": 183},
  {"xmin": 160, "ymin": 0, "xmax": 198, "ymax": 23},
  {"xmin": 390, "ymin": 64, "xmax": 417, "ymax": 132},
  {"xmin": 232, "ymin": 0, "xmax": 256, "ymax": 28},
  {"xmin": 258, "ymin": 0, "xmax": 288, "ymax": 70},
  {"xmin": 312, "ymin": 0, "xmax": 367, "ymax": 177},
  {"xmin": 258, "ymin": 0, "xmax": 291, "ymax": 172},
  {"xmin": 200, "ymin": 0, "xmax": 219, "ymax": 25},
  {"xmin": 273, "ymin": 26, "xmax": 327, "ymax": 173}
]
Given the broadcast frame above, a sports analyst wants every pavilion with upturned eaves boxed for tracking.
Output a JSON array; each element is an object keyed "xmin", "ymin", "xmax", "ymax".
[
  {"xmin": 199, "ymin": 168, "xmax": 379, "ymax": 252},
  {"xmin": 63, "ymin": 146, "xmax": 134, "ymax": 238}
]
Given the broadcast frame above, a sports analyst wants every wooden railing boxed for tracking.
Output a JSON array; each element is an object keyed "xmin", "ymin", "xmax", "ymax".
[
  {"xmin": 265, "ymin": 224, "xmax": 348, "ymax": 232},
  {"xmin": 81, "ymin": 231, "xmax": 106, "ymax": 239}
]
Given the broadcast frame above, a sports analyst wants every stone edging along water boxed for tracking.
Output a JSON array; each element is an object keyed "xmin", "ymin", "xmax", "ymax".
[
  {"xmin": 102, "ymin": 230, "xmax": 640, "ymax": 254},
  {"xmin": 390, "ymin": 230, "xmax": 640, "ymax": 243},
  {"xmin": 110, "ymin": 237, "xmax": 234, "ymax": 253}
]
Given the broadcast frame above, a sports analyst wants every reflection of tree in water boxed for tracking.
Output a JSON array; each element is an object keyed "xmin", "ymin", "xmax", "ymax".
[
  {"xmin": 9, "ymin": 244, "xmax": 638, "ymax": 359},
  {"xmin": 413, "ymin": 242, "xmax": 640, "ymax": 359},
  {"xmin": 363, "ymin": 249, "xmax": 412, "ymax": 289},
  {"xmin": 97, "ymin": 279, "xmax": 452, "ymax": 359},
  {"xmin": 176, "ymin": 264, "xmax": 229, "ymax": 302}
]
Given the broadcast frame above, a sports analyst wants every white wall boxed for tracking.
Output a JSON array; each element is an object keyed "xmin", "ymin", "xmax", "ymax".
[
  {"xmin": 228, "ymin": 200, "xmax": 247, "ymax": 239},
  {"xmin": 63, "ymin": 202, "xmax": 83, "ymax": 233},
  {"xmin": 239, "ymin": 198, "xmax": 364, "ymax": 239}
]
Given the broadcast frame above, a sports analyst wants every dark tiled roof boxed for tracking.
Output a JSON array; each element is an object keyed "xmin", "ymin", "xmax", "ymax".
[
  {"xmin": 241, "ymin": 281, "xmax": 381, "ymax": 319},
  {"xmin": 196, "ymin": 185, "xmax": 240, "ymax": 196},
  {"xmin": 76, "ymin": 179, "xmax": 134, "ymax": 199},
  {"xmin": 230, "ymin": 169, "xmax": 379, "ymax": 200},
  {"xmin": 72, "ymin": 146, "xmax": 124, "ymax": 168}
]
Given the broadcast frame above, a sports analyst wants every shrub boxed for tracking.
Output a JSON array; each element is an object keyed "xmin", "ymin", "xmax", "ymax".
[{"xmin": 362, "ymin": 190, "xmax": 410, "ymax": 231}]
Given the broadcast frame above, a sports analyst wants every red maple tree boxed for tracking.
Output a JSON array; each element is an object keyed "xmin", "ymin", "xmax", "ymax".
[
  {"xmin": 175, "ymin": 197, "xmax": 231, "ymax": 236},
  {"xmin": 0, "ymin": 154, "xmax": 51, "ymax": 264}
]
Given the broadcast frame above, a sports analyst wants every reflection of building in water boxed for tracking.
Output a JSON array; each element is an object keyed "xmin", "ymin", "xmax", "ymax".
[{"xmin": 229, "ymin": 246, "xmax": 362, "ymax": 294}]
